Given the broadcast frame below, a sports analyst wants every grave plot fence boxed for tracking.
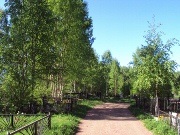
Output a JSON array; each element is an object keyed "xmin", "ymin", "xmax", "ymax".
[
  {"xmin": 135, "ymin": 97, "xmax": 180, "ymax": 114},
  {"xmin": 0, "ymin": 113, "xmax": 47, "ymax": 133},
  {"xmin": 6, "ymin": 113, "xmax": 51, "ymax": 135}
]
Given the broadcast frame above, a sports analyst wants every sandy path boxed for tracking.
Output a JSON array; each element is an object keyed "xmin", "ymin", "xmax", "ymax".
[{"xmin": 76, "ymin": 102, "xmax": 153, "ymax": 135}]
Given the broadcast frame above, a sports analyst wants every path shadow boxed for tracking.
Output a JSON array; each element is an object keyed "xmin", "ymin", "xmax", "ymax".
[
  {"xmin": 84, "ymin": 104, "xmax": 137, "ymax": 121},
  {"xmin": 85, "ymin": 110, "xmax": 136, "ymax": 120},
  {"xmin": 75, "ymin": 103, "xmax": 138, "ymax": 135}
]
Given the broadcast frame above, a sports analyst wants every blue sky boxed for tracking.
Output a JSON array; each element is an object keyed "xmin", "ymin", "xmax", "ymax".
[
  {"xmin": 85, "ymin": 0, "xmax": 180, "ymax": 69},
  {"xmin": 1, "ymin": 1, "xmax": 180, "ymax": 69}
]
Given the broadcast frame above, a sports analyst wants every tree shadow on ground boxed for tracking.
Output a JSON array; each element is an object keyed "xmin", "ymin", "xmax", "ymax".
[
  {"xmin": 84, "ymin": 104, "xmax": 137, "ymax": 121},
  {"xmin": 71, "ymin": 104, "xmax": 92, "ymax": 119},
  {"xmin": 75, "ymin": 102, "xmax": 138, "ymax": 135}
]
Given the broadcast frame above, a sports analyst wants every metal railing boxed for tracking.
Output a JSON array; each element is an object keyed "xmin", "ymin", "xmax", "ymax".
[
  {"xmin": 0, "ymin": 113, "xmax": 45, "ymax": 132},
  {"xmin": 7, "ymin": 113, "xmax": 51, "ymax": 135}
]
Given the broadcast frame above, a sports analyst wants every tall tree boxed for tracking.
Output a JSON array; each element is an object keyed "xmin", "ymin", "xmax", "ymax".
[
  {"xmin": 109, "ymin": 59, "xmax": 121, "ymax": 96},
  {"xmin": 102, "ymin": 50, "xmax": 112, "ymax": 65},
  {"xmin": 132, "ymin": 21, "xmax": 178, "ymax": 115},
  {"xmin": 120, "ymin": 66, "xmax": 132, "ymax": 97},
  {"xmin": 173, "ymin": 71, "xmax": 180, "ymax": 96},
  {"xmin": 48, "ymin": 0, "xmax": 94, "ymax": 97},
  {"xmin": 0, "ymin": 0, "xmax": 56, "ymax": 110},
  {"xmin": 101, "ymin": 50, "xmax": 112, "ymax": 96}
]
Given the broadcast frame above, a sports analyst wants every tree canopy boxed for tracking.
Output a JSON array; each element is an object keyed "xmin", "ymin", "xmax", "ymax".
[
  {"xmin": 132, "ymin": 22, "xmax": 178, "ymax": 98},
  {"xmin": 0, "ymin": 0, "xmax": 97, "ymax": 112}
]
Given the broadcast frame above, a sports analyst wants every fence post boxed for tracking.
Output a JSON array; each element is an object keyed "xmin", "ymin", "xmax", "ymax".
[
  {"xmin": 11, "ymin": 114, "xmax": 14, "ymax": 129},
  {"xmin": 163, "ymin": 98, "xmax": 166, "ymax": 111},
  {"xmin": 70, "ymin": 98, "xmax": 73, "ymax": 112},
  {"xmin": 169, "ymin": 112, "xmax": 172, "ymax": 127},
  {"xmin": 179, "ymin": 119, "xmax": 180, "ymax": 135},
  {"xmin": 177, "ymin": 118, "xmax": 180, "ymax": 135},
  {"xmin": 176, "ymin": 115, "xmax": 178, "ymax": 128},
  {"xmin": 48, "ymin": 112, "xmax": 51, "ymax": 129},
  {"xmin": 34, "ymin": 122, "xmax": 38, "ymax": 135}
]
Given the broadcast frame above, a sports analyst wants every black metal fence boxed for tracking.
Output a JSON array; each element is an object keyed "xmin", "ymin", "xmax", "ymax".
[
  {"xmin": 0, "ymin": 113, "xmax": 49, "ymax": 134},
  {"xmin": 135, "ymin": 97, "xmax": 180, "ymax": 114},
  {"xmin": 6, "ymin": 113, "xmax": 51, "ymax": 135}
]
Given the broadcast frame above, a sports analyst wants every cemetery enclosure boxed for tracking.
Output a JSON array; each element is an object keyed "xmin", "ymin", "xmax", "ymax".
[
  {"xmin": 0, "ymin": 113, "xmax": 51, "ymax": 135},
  {"xmin": 135, "ymin": 97, "xmax": 180, "ymax": 114}
]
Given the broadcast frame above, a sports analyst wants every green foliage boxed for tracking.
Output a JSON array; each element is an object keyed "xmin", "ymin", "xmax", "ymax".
[
  {"xmin": 132, "ymin": 21, "xmax": 178, "ymax": 97},
  {"xmin": 89, "ymin": 61, "xmax": 107, "ymax": 95},
  {"xmin": 102, "ymin": 50, "xmax": 113, "ymax": 65},
  {"xmin": 46, "ymin": 99, "xmax": 103, "ymax": 135},
  {"xmin": 120, "ymin": 66, "xmax": 133, "ymax": 97},
  {"xmin": 129, "ymin": 105, "xmax": 152, "ymax": 120},
  {"xmin": 0, "ymin": 0, "xmax": 97, "ymax": 111},
  {"xmin": 47, "ymin": 0, "xmax": 96, "ymax": 97},
  {"xmin": 143, "ymin": 119, "xmax": 158, "ymax": 131},
  {"xmin": 144, "ymin": 119, "xmax": 177, "ymax": 135},
  {"xmin": 129, "ymin": 105, "xmax": 177, "ymax": 135},
  {"xmin": 173, "ymin": 71, "xmax": 180, "ymax": 96},
  {"xmin": 0, "ymin": 0, "xmax": 57, "ymax": 111},
  {"xmin": 33, "ymin": 80, "xmax": 52, "ymax": 103},
  {"xmin": 47, "ymin": 114, "xmax": 78, "ymax": 135},
  {"xmin": 109, "ymin": 59, "xmax": 121, "ymax": 96}
]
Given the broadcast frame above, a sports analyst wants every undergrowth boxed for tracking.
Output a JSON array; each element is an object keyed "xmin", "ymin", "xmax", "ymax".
[{"xmin": 129, "ymin": 105, "xmax": 177, "ymax": 135}]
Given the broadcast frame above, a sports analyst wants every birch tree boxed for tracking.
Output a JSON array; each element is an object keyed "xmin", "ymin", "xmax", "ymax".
[{"xmin": 133, "ymin": 22, "xmax": 178, "ymax": 115}]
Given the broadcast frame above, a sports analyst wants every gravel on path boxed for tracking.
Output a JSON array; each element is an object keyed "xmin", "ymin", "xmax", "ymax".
[{"xmin": 76, "ymin": 102, "xmax": 153, "ymax": 135}]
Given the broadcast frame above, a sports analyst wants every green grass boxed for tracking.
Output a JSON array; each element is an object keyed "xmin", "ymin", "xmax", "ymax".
[
  {"xmin": 0, "ymin": 99, "xmax": 103, "ymax": 135},
  {"xmin": 0, "ymin": 114, "xmax": 44, "ymax": 135},
  {"xmin": 3, "ymin": 98, "xmax": 178, "ymax": 135},
  {"xmin": 46, "ymin": 114, "xmax": 79, "ymax": 135},
  {"xmin": 129, "ymin": 104, "xmax": 177, "ymax": 135},
  {"xmin": 46, "ymin": 99, "xmax": 103, "ymax": 135},
  {"xmin": 4, "ymin": 97, "xmax": 137, "ymax": 135}
]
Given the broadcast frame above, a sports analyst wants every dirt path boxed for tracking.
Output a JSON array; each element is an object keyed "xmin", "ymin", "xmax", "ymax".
[{"xmin": 76, "ymin": 102, "xmax": 153, "ymax": 135}]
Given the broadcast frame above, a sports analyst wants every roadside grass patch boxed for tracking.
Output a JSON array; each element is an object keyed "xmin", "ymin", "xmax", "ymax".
[
  {"xmin": 46, "ymin": 114, "xmax": 78, "ymax": 135},
  {"xmin": 129, "ymin": 105, "xmax": 177, "ymax": 135},
  {"xmin": 47, "ymin": 99, "xmax": 103, "ymax": 135},
  {"xmin": 143, "ymin": 119, "xmax": 176, "ymax": 135}
]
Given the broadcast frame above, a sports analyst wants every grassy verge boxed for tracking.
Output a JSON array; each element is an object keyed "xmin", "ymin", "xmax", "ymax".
[
  {"xmin": 46, "ymin": 99, "xmax": 103, "ymax": 135},
  {"xmin": 129, "ymin": 104, "xmax": 177, "ymax": 135}
]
